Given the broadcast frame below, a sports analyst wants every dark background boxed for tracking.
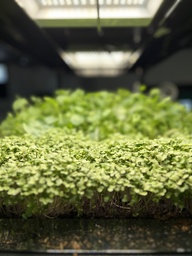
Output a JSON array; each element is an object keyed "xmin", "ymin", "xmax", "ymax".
[{"xmin": 1, "ymin": 0, "xmax": 192, "ymax": 120}]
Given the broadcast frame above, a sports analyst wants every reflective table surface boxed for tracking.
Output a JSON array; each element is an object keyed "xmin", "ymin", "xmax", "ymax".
[{"xmin": 0, "ymin": 218, "xmax": 192, "ymax": 255}]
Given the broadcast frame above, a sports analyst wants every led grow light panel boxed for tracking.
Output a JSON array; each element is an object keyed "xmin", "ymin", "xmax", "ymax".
[
  {"xmin": 37, "ymin": 0, "xmax": 146, "ymax": 7},
  {"xmin": 62, "ymin": 51, "xmax": 131, "ymax": 76},
  {"xmin": 16, "ymin": 0, "xmax": 98, "ymax": 19},
  {"xmin": 39, "ymin": 0, "xmax": 96, "ymax": 7},
  {"xmin": 15, "ymin": 0, "xmax": 163, "ymax": 27},
  {"xmin": 99, "ymin": 0, "xmax": 162, "ymax": 19}
]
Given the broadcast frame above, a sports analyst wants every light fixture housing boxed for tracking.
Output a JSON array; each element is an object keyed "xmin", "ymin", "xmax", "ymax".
[
  {"xmin": 14, "ymin": 0, "xmax": 163, "ymax": 76},
  {"xmin": 15, "ymin": 0, "xmax": 163, "ymax": 27},
  {"xmin": 62, "ymin": 50, "xmax": 131, "ymax": 76}
]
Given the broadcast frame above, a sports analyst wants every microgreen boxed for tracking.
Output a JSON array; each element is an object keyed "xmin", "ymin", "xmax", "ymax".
[{"xmin": 0, "ymin": 89, "xmax": 192, "ymax": 218}]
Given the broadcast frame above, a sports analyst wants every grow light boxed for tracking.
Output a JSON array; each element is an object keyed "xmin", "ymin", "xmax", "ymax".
[
  {"xmin": 62, "ymin": 51, "xmax": 131, "ymax": 76},
  {"xmin": 15, "ymin": 0, "xmax": 163, "ymax": 27}
]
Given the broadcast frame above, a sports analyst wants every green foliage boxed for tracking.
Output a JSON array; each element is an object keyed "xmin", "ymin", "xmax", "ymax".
[
  {"xmin": 1, "ymin": 89, "xmax": 192, "ymax": 217},
  {"xmin": 0, "ymin": 89, "xmax": 191, "ymax": 139},
  {"xmin": 0, "ymin": 129, "xmax": 192, "ymax": 217}
]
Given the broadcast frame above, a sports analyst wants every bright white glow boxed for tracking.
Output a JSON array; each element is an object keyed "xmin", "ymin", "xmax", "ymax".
[
  {"xmin": 146, "ymin": 0, "xmax": 163, "ymax": 17},
  {"xmin": 120, "ymin": 0, "xmax": 126, "ymax": 5},
  {"xmin": 132, "ymin": 0, "xmax": 143, "ymax": 4},
  {"xmin": 127, "ymin": 0, "xmax": 132, "ymax": 4},
  {"xmin": 40, "ymin": 0, "xmax": 47, "ymax": 5},
  {"xmin": 89, "ymin": 0, "xmax": 95, "ymax": 5},
  {"xmin": 47, "ymin": 0, "xmax": 53, "ymax": 6},
  {"xmin": 138, "ymin": 0, "xmax": 145, "ymax": 4},
  {"xmin": 73, "ymin": 0, "xmax": 79, "ymax": 5},
  {"xmin": 66, "ymin": 0, "xmax": 72, "ymax": 4},
  {"xmin": 81, "ymin": 0, "xmax": 86, "ymax": 4},
  {"xmin": 113, "ymin": 0, "xmax": 119, "ymax": 4},
  {"xmin": 17, "ymin": 0, "xmax": 163, "ymax": 22},
  {"xmin": 38, "ymin": 5, "xmax": 97, "ymax": 18},
  {"xmin": 106, "ymin": 0, "xmax": 112, "ymax": 4},
  {"xmin": 125, "ymin": 0, "xmax": 145, "ymax": 5},
  {"xmin": 53, "ymin": 0, "xmax": 59, "ymax": 6},
  {"xmin": 59, "ymin": 0, "xmax": 65, "ymax": 4},
  {"xmin": 99, "ymin": 0, "xmax": 162, "ymax": 19},
  {"xmin": 40, "ymin": 0, "xmax": 63, "ymax": 5},
  {"xmin": 76, "ymin": 69, "xmax": 124, "ymax": 76},
  {"xmin": 99, "ymin": 6, "xmax": 149, "ymax": 19},
  {"xmin": 62, "ymin": 51, "xmax": 131, "ymax": 76}
]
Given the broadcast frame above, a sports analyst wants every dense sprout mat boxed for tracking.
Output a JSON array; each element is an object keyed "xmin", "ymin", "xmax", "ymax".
[{"xmin": 0, "ymin": 88, "xmax": 192, "ymax": 218}]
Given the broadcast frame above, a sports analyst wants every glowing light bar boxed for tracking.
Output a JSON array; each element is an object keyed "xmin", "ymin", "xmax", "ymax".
[
  {"xmin": 15, "ymin": 0, "xmax": 163, "ymax": 26},
  {"xmin": 37, "ymin": 0, "xmax": 147, "ymax": 6},
  {"xmin": 39, "ymin": 0, "xmax": 96, "ymax": 6},
  {"xmin": 62, "ymin": 51, "xmax": 131, "ymax": 76}
]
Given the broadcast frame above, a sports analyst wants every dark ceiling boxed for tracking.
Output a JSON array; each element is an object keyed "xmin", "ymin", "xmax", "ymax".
[
  {"xmin": 0, "ymin": 0, "xmax": 192, "ymax": 73},
  {"xmin": 129, "ymin": 0, "xmax": 192, "ymax": 71},
  {"xmin": 43, "ymin": 27, "xmax": 148, "ymax": 52}
]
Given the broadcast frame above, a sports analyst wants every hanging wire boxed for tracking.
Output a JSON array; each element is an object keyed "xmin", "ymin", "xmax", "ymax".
[{"xmin": 96, "ymin": 0, "xmax": 103, "ymax": 36}]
